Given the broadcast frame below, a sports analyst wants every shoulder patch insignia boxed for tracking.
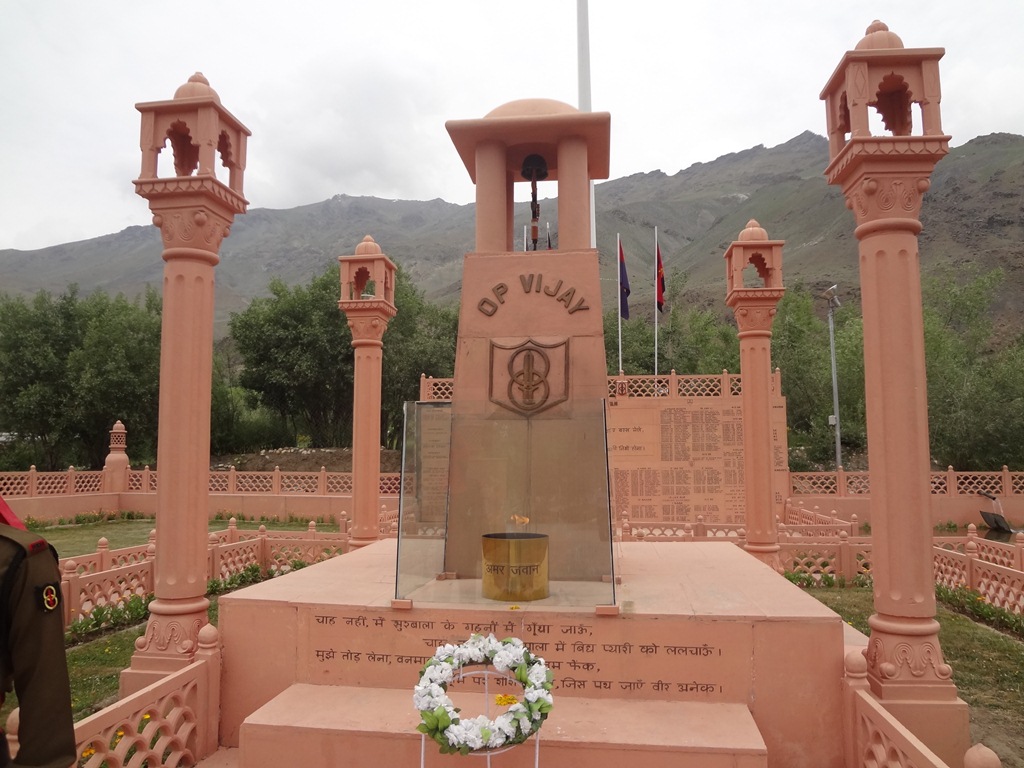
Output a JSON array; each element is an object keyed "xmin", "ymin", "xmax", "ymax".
[
  {"xmin": 28, "ymin": 539, "xmax": 48, "ymax": 556},
  {"xmin": 37, "ymin": 582, "xmax": 61, "ymax": 612}
]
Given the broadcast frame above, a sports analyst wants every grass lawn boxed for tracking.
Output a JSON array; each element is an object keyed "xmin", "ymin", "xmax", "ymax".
[{"xmin": 36, "ymin": 517, "xmax": 340, "ymax": 559}]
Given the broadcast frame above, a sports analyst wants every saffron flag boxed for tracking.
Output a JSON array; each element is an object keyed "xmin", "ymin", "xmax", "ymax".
[
  {"xmin": 618, "ymin": 241, "xmax": 631, "ymax": 319},
  {"xmin": 656, "ymin": 243, "xmax": 666, "ymax": 312}
]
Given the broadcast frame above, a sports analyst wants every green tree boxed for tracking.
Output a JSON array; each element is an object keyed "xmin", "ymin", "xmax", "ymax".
[
  {"xmin": 603, "ymin": 312, "xmax": 656, "ymax": 375},
  {"xmin": 921, "ymin": 268, "xmax": 1024, "ymax": 469},
  {"xmin": 660, "ymin": 306, "xmax": 739, "ymax": 375},
  {"xmin": 66, "ymin": 289, "xmax": 162, "ymax": 467},
  {"xmin": 380, "ymin": 274, "xmax": 457, "ymax": 448},
  {"xmin": 769, "ymin": 284, "xmax": 832, "ymax": 436},
  {"xmin": 229, "ymin": 263, "xmax": 458, "ymax": 450},
  {"xmin": 230, "ymin": 266, "xmax": 354, "ymax": 448},
  {"xmin": 0, "ymin": 289, "xmax": 84, "ymax": 468},
  {"xmin": 0, "ymin": 287, "xmax": 161, "ymax": 469}
]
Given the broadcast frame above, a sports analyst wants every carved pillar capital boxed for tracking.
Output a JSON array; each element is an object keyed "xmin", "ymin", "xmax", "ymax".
[
  {"xmin": 825, "ymin": 137, "xmax": 949, "ymax": 232},
  {"xmin": 340, "ymin": 302, "xmax": 397, "ymax": 344},
  {"xmin": 726, "ymin": 289, "xmax": 784, "ymax": 335},
  {"xmin": 135, "ymin": 176, "xmax": 246, "ymax": 256}
]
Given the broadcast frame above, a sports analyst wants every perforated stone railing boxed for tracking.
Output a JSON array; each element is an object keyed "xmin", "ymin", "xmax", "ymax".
[
  {"xmin": 789, "ymin": 465, "xmax": 1023, "ymax": 500},
  {"xmin": 55, "ymin": 518, "xmax": 368, "ymax": 623},
  {"xmin": 850, "ymin": 684, "xmax": 954, "ymax": 768},
  {"xmin": 67, "ymin": 625, "xmax": 219, "ymax": 767},
  {"xmin": 120, "ymin": 466, "xmax": 398, "ymax": 498},
  {"xmin": 620, "ymin": 517, "xmax": 747, "ymax": 542},
  {"xmin": 420, "ymin": 371, "xmax": 755, "ymax": 403}
]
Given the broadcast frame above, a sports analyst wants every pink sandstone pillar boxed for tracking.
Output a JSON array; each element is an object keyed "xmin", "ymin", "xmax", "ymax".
[
  {"xmin": 102, "ymin": 420, "xmax": 130, "ymax": 494},
  {"xmin": 123, "ymin": 74, "xmax": 249, "ymax": 693},
  {"xmin": 821, "ymin": 23, "xmax": 969, "ymax": 764},
  {"xmin": 474, "ymin": 140, "xmax": 510, "ymax": 252},
  {"xmin": 724, "ymin": 220, "xmax": 784, "ymax": 570},
  {"xmin": 556, "ymin": 135, "xmax": 590, "ymax": 250},
  {"xmin": 338, "ymin": 237, "xmax": 398, "ymax": 549}
]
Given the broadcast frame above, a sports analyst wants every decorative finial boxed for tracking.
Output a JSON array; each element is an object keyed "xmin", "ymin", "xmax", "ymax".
[
  {"xmin": 173, "ymin": 72, "xmax": 221, "ymax": 103},
  {"xmin": 738, "ymin": 219, "xmax": 769, "ymax": 241},
  {"xmin": 354, "ymin": 235, "xmax": 383, "ymax": 255},
  {"xmin": 855, "ymin": 20, "xmax": 905, "ymax": 50}
]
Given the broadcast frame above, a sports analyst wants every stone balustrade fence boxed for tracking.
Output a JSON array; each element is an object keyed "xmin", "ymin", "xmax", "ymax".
[{"xmin": 57, "ymin": 517, "xmax": 372, "ymax": 625}]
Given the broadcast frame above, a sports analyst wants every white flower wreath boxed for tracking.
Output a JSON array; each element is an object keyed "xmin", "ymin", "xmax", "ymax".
[{"xmin": 414, "ymin": 633, "xmax": 554, "ymax": 756}]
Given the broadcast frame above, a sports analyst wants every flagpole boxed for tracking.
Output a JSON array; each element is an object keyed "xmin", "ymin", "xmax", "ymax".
[
  {"xmin": 577, "ymin": 0, "xmax": 596, "ymax": 248},
  {"xmin": 654, "ymin": 226, "xmax": 659, "ymax": 377},
  {"xmin": 617, "ymin": 233, "xmax": 623, "ymax": 374}
]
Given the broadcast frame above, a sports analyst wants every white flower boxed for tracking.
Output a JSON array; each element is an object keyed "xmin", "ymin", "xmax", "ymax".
[
  {"xmin": 421, "ymin": 662, "xmax": 453, "ymax": 686},
  {"xmin": 485, "ymin": 726, "xmax": 506, "ymax": 749},
  {"xmin": 491, "ymin": 649, "xmax": 516, "ymax": 672},
  {"xmin": 527, "ymin": 662, "xmax": 548, "ymax": 685},
  {"xmin": 494, "ymin": 712, "xmax": 517, "ymax": 739},
  {"xmin": 433, "ymin": 643, "xmax": 457, "ymax": 661},
  {"xmin": 412, "ymin": 681, "xmax": 450, "ymax": 712},
  {"xmin": 524, "ymin": 686, "xmax": 551, "ymax": 704}
]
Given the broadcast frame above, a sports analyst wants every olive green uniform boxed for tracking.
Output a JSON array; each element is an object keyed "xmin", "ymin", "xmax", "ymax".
[{"xmin": 0, "ymin": 525, "xmax": 76, "ymax": 768}]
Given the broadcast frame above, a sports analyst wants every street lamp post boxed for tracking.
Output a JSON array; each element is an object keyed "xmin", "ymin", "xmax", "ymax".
[{"xmin": 823, "ymin": 284, "xmax": 842, "ymax": 469}]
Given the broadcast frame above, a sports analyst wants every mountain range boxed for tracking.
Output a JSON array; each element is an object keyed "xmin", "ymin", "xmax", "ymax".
[{"xmin": 3, "ymin": 131, "xmax": 1022, "ymax": 337}]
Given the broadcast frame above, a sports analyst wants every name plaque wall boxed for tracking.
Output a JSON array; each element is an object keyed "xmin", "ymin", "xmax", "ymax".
[
  {"xmin": 416, "ymin": 373, "xmax": 789, "ymax": 529},
  {"xmin": 300, "ymin": 606, "xmax": 743, "ymax": 702},
  {"xmin": 607, "ymin": 389, "xmax": 788, "ymax": 525},
  {"xmin": 414, "ymin": 406, "xmax": 451, "ymax": 524}
]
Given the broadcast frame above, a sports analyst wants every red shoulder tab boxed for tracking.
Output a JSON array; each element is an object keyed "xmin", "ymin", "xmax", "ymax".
[
  {"xmin": 0, "ymin": 525, "xmax": 55, "ymax": 558},
  {"xmin": 28, "ymin": 539, "xmax": 49, "ymax": 556}
]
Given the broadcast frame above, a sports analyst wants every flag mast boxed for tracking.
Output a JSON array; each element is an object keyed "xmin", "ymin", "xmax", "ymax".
[
  {"xmin": 654, "ymin": 226, "xmax": 659, "ymax": 376},
  {"xmin": 617, "ymin": 232, "xmax": 623, "ymax": 373},
  {"xmin": 577, "ymin": 0, "xmax": 596, "ymax": 248}
]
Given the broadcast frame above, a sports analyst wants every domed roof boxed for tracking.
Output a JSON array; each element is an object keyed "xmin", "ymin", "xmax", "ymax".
[
  {"xmin": 485, "ymin": 99, "xmax": 579, "ymax": 119},
  {"xmin": 855, "ymin": 20, "xmax": 904, "ymax": 50},
  {"xmin": 173, "ymin": 72, "xmax": 221, "ymax": 103},
  {"xmin": 738, "ymin": 219, "xmax": 769, "ymax": 241},
  {"xmin": 355, "ymin": 235, "xmax": 382, "ymax": 255}
]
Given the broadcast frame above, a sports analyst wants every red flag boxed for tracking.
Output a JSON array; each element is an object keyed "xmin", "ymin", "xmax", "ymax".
[{"xmin": 656, "ymin": 243, "xmax": 666, "ymax": 312}]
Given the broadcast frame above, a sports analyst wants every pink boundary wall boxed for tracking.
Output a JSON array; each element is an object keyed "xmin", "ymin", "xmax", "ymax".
[{"xmin": 3, "ymin": 430, "xmax": 1022, "ymax": 529}]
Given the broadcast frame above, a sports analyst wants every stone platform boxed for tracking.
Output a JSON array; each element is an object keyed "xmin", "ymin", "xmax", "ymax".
[
  {"xmin": 242, "ymin": 685, "xmax": 767, "ymax": 767},
  {"xmin": 217, "ymin": 540, "xmax": 852, "ymax": 767}
]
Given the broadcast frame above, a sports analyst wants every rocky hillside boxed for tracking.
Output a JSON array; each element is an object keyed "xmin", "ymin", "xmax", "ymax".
[{"xmin": 4, "ymin": 131, "xmax": 1023, "ymax": 333}]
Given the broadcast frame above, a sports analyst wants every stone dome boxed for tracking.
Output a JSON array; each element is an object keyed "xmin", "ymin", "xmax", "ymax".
[
  {"xmin": 485, "ymin": 98, "xmax": 579, "ymax": 119},
  {"xmin": 855, "ymin": 20, "xmax": 904, "ymax": 50},
  {"xmin": 738, "ymin": 219, "xmax": 768, "ymax": 241},
  {"xmin": 174, "ymin": 72, "xmax": 221, "ymax": 103},
  {"xmin": 355, "ymin": 235, "xmax": 382, "ymax": 255}
]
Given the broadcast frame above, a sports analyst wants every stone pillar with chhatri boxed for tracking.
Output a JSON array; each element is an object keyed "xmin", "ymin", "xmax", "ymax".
[
  {"xmin": 724, "ymin": 220, "xmax": 785, "ymax": 571},
  {"xmin": 420, "ymin": 100, "xmax": 614, "ymax": 602},
  {"xmin": 122, "ymin": 73, "xmax": 249, "ymax": 694},
  {"xmin": 820, "ymin": 21, "xmax": 970, "ymax": 765},
  {"xmin": 338, "ymin": 236, "xmax": 397, "ymax": 549}
]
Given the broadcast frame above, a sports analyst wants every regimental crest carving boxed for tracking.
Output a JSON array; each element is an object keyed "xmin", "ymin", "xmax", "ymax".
[{"xmin": 489, "ymin": 339, "xmax": 569, "ymax": 416}]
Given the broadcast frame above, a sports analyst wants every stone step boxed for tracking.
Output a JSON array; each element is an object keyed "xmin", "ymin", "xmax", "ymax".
[{"xmin": 239, "ymin": 683, "xmax": 768, "ymax": 768}]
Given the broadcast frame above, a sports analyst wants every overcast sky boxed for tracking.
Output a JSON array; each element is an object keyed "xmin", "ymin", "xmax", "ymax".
[{"xmin": 1, "ymin": 1, "xmax": 1021, "ymax": 252}]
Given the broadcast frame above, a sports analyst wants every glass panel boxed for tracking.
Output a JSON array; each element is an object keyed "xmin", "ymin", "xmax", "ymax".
[
  {"xmin": 395, "ymin": 401, "xmax": 451, "ymax": 599},
  {"xmin": 396, "ymin": 399, "xmax": 615, "ymax": 606}
]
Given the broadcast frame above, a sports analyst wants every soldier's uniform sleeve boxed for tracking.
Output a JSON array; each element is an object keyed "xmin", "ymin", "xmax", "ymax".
[{"xmin": 0, "ymin": 530, "xmax": 76, "ymax": 768}]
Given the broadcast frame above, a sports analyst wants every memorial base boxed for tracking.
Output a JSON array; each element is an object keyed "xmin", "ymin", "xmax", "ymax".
[{"xmin": 216, "ymin": 539, "xmax": 853, "ymax": 767}]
